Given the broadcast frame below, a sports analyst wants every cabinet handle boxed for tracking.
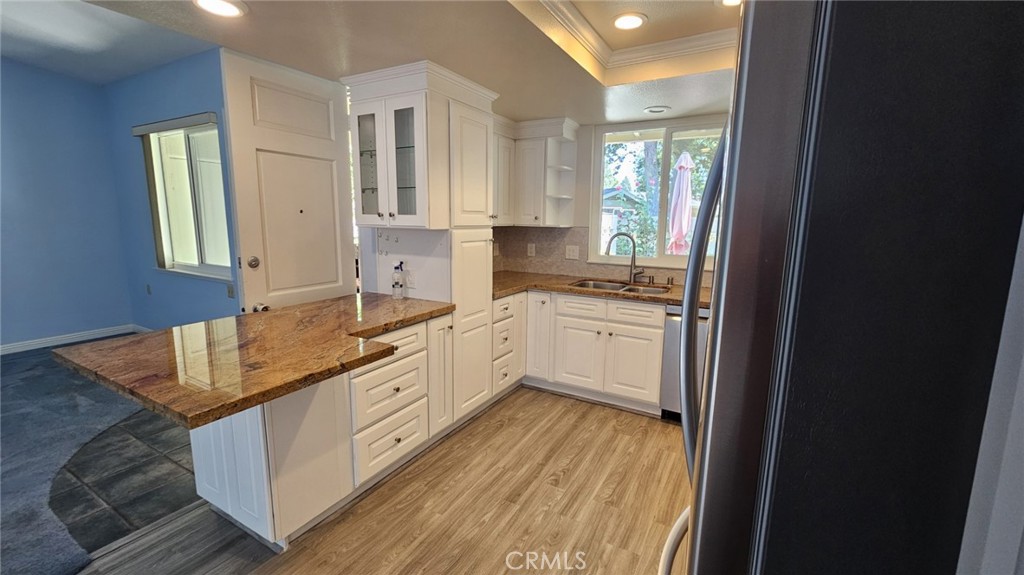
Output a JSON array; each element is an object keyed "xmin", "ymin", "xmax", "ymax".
[
  {"xmin": 608, "ymin": 332, "xmax": 614, "ymax": 336},
  {"xmin": 490, "ymin": 214, "xmax": 498, "ymax": 219},
  {"xmin": 540, "ymin": 300, "xmax": 546, "ymax": 305},
  {"xmin": 389, "ymin": 212, "xmax": 396, "ymax": 218},
  {"xmin": 502, "ymin": 370, "xmax": 508, "ymax": 379},
  {"xmin": 447, "ymin": 325, "xmax": 453, "ymax": 330},
  {"xmin": 597, "ymin": 330, "xmax": 602, "ymax": 335},
  {"xmin": 393, "ymin": 386, "xmax": 401, "ymax": 393},
  {"xmin": 502, "ymin": 336, "xmax": 509, "ymax": 342},
  {"xmin": 394, "ymin": 437, "xmax": 402, "ymax": 444},
  {"xmin": 377, "ymin": 212, "xmax": 384, "ymax": 218},
  {"xmin": 534, "ymin": 216, "xmax": 540, "ymax": 221}
]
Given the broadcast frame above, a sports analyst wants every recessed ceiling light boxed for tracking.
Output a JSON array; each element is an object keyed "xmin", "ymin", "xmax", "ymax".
[
  {"xmin": 644, "ymin": 105, "xmax": 672, "ymax": 114},
  {"xmin": 193, "ymin": 0, "xmax": 248, "ymax": 17},
  {"xmin": 721, "ymin": 0, "xmax": 742, "ymax": 6},
  {"xmin": 613, "ymin": 13, "xmax": 648, "ymax": 30}
]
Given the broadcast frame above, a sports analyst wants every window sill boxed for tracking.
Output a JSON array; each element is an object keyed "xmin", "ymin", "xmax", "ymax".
[{"xmin": 154, "ymin": 266, "xmax": 234, "ymax": 284}]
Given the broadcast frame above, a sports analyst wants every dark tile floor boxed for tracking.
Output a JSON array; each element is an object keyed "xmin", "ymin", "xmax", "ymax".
[{"xmin": 49, "ymin": 409, "xmax": 198, "ymax": 553}]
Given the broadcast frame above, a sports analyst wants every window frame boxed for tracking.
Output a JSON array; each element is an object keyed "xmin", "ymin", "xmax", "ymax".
[
  {"xmin": 588, "ymin": 113, "xmax": 727, "ymax": 271},
  {"xmin": 139, "ymin": 116, "xmax": 232, "ymax": 282}
]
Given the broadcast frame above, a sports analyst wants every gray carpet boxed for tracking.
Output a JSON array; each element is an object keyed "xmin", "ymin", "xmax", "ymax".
[{"xmin": 1, "ymin": 347, "xmax": 140, "ymax": 575}]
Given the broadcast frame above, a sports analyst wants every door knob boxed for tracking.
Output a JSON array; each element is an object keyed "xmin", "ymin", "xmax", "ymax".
[{"xmin": 247, "ymin": 256, "xmax": 261, "ymax": 269}]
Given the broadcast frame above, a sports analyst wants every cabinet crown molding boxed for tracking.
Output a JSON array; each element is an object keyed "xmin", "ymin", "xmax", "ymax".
[
  {"xmin": 515, "ymin": 117, "xmax": 580, "ymax": 141},
  {"xmin": 342, "ymin": 61, "xmax": 498, "ymax": 112}
]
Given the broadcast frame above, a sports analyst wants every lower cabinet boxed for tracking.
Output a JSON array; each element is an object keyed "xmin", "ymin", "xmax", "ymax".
[
  {"xmin": 353, "ymin": 398, "xmax": 429, "ymax": 483},
  {"xmin": 427, "ymin": 314, "xmax": 454, "ymax": 437},
  {"xmin": 512, "ymin": 292, "xmax": 528, "ymax": 381},
  {"xmin": 545, "ymin": 293, "xmax": 666, "ymax": 407},
  {"xmin": 452, "ymin": 228, "xmax": 493, "ymax": 420},
  {"xmin": 191, "ymin": 373, "xmax": 353, "ymax": 543},
  {"xmin": 526, "ymin": 291, "xmax": 552, "ymax": 379}
]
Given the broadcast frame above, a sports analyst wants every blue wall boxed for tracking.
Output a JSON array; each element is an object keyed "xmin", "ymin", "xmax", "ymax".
[
  {"xmin": 0, "ymin": 59, "xmax": 133, "ymax": 344},
  {"xmin": 104, "ymin": 49, "xmax": 240, "ymax": 329}
]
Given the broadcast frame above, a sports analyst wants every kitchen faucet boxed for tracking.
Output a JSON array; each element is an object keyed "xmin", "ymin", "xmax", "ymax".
[{"xmin": 605, "ymin": 232, "xmax": 645, "ymax": 284}]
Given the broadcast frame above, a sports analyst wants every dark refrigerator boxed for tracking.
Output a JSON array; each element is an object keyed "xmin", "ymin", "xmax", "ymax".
[{"xmin": 662, "ymin": 1, "xmax": 1024, "ymax": 574}]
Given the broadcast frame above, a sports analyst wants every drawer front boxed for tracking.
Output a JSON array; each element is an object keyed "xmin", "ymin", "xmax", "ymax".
[
  {"xmin": 492, "ymin": 296, "xmax": 514, "ymax": 323},
  {"xmin": 493, "ymin": 353, "xmax": 514, "ymax": 393},
  {"xmin": 606, "ymin": 301, "xmax": 666, "ymax": 328},
  {"xmin": 351, "ymin": 322, "xmax": 427, "ymax": 377},
  {"xmin": 351, "ymin": 350, "xmax": 428, "ymax": 431},
  {"xmin": 555, "ymin": 295, "xmax": 607, "ymax": 320},
  {"xmin": 492, "ymin": 317, "xmax": 515, "ymax": 360},
  {"xmin": 353, "ymin": 397, "xmax": 429, "ymax": 484}
]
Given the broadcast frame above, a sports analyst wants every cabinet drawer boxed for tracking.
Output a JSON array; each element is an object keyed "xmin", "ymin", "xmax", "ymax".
[
  {"xmin": 351, "ymin": 322, "xmax": 427, "ymax": 376},
  {"xmin": 493, "ymin": 296, "xmax": 514, "ymax": 323},
  {"xmin": 555, "ymin": 295, "xmax": 607, "ymax": 320},
  {"xmin": 606, "ymin": 301, "xmax": 666, "ymax": 328},
  {"xmin": 351, "ymin": 349, "xmax": 428, "ymax": 431},
  {"xmin": 493, "ymin": 353, "xmax": 514, "ymax": 393},
  {"xmin": 492, "ymin": 317, "xmax": 515, "ymax": 360},
  {"xmin": 353, "ymin": 397, "xmax": 428, "ymax": 484}
]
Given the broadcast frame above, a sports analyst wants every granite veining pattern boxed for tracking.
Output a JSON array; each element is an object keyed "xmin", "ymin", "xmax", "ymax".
[
  {"xmin": 53, "ymin": 293, "xmax": 455, "ymax": 429},
  {"xmin": 492, "ymin": 271, "xmax": 712, "ymax": 308}
]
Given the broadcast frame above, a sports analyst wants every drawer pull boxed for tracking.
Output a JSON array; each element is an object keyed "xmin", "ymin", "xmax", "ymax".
[
  {"xmin": 597, "ymin": 330, "xmax": 602, "ymax": 335},
  {"xmin": 500, "ymin": 305, "xmax": 509, "ymax": 312},
  {"xmin": 393, "ymin": 386, "xmax": 401, "ymax": 393},
  {"xmin": 394, "ymin": 436, "xmax": 402, "ymax": 444},
  {"xmin": 502, "ymin": 336, "xmax": 509, "ymax": 343},
  {"xmin": 608, "ymin": 332, "xmax": 614, "ymax": 336}
]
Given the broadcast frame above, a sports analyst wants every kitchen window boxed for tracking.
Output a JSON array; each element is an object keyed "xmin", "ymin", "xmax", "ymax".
[
  {"xmin": 137, "ymin": 114, "xmax": 231, "ymax": 280},
  {"xmin": 589, "ymin": 116, "xmax": 724, "ymax": 269}
]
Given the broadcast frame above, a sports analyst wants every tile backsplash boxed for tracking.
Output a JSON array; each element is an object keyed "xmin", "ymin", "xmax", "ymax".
[{"xmin": 493, "ymin": 226, "xmax": 714, "ymax": 285}]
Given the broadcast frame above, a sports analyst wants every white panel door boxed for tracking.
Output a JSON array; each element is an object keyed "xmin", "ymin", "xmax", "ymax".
[
  {"xmin": 515, "ymin": 138, "xmax": 544, "ymax": 226},
  {"xmin": 427, "ymin": 314, "xmax": 454, "ymax": 437},
  {"xmin": 526, "ymin": 291, "xmax": 552, "ymax": 379},
  {"xmin": 603, "ymin": 322, "xmax": 664, "ymax": 404},
  {"xmin": 351, "ymin": 99, "xmax": 389, "ymax": 227},
  {"xmin": 221, "ymin": 51, "xmax": 355, "ymax": 311},
  {"xmin": 553, "ymin": 316, "xmax": 606, "ymax": 391},
  {"xmin": 264, "ymin": 375, "xmax": 353, "ymax": 539},
  {"xmin": 513, "ymin": 292, "xmax": 527, "ymax": 381},
  {"xmin": 494, "ymin": 135, "xmax": 516, "ymax": 226},
  {"xmin": 450, "ymin": 101, "xmax": 493, "ymax": 227},
  {"xmin": 452, "ymin": 228, "xmax": 493, "ymax": 419}
]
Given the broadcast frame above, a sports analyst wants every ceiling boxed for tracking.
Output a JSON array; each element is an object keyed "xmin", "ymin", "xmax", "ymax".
[
  {"xmin": 0, "ymin": 1, "xmax": 214, "ymax": 85},
  {"xmin": 4, "ymin": 0, "xmax": 737, "ymax": 125},
  {"xmin": 573, "ymin": 0, "xmax": 739, "ymax": 51}
]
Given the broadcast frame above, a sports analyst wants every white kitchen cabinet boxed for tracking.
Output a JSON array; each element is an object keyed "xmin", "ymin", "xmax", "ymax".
[
  {"xmin": 452, "ymin": 228, "xmax": 493, "ymax": 420},
  {"xmin": 603, "ymin": 322, "xmax": 664, "ymax": 404},
  {"xmin": 353, "ymin": 398, "xmax": 429, "ymax": 484},
  {"xmin": 494, "ymin": 134, "xmax": 515, "ymax": 226},
  {"xmin": 493, "ymin": 317, "xmax": 514, "ymax": 359},
  {"xmin": 553, "ymin": 315, "xmax": 606, "ymax": 391},
  {"xmin": 450, "ymin": 101, "xmax": 493, "ymax": 227},
  {"xmin": 493, "ymin": 352, "xmax": 514, "ymax": 393},
  {"xmin": 514, "ymin": 138, "xmax": 544, "ymax": 225},
  {"xmin": 513, "ymin": 292, "xmax": 527, "ymax": 381},
  {"xmin": 426, "ymin": 314, "xmax": 454, "ymax": 437},
  {"xmin": 344, "ymin": 61, "xmax": 498, "ymax": 230},
  {"xmin": 526, "ymin": 291, "xmax": 553, "ymax": 379},
  {"xmin": 350, "ymin": 350, "xmax": 428, "ymax": 431},
  {"xmin": 542, "ymin": 294, "xmax": 666, "ymax": 407},
  {"xmin": 512, "ymin": 120, "xmax": 576, "ymax": 228},
  {"xmin": 191, "ymin": 374, "xmax": 354, "ymax": 543}
]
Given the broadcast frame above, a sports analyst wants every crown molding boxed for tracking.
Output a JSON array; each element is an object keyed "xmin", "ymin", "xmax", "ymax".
[
  {"xmin": 607, "ymin": 28, "xmax": 739, "ymax": 68},
  {"xmin": 536, "ymin": 1, "xmax": 738, "ymax": 73},
  {"xmin": 341, "ymin": 60, "xmax": 498, "ymax": 103}
]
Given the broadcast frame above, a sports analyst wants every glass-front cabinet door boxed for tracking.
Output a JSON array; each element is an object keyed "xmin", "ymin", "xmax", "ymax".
[
  {"xmin": 384, "ymin": 92, "xmax": 428, "ymax": 227},
  {"xmin": 351, "ymin": 100, "xmax": 389, "ymax": 227}
]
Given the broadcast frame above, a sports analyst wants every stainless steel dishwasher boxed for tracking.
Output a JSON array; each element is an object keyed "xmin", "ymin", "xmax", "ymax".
[{"xmin": 661, "ymin": 305, "xmax": 710, "ymax": 416}]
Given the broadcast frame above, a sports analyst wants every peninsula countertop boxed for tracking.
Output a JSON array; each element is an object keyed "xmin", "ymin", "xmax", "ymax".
[
  {"xmin": 53, "ymin": 293, "xmax": 455, "ymax": 429},
  {"xmin": 492, "ymin": 271, "xmax": 712, "ymax": 309}
]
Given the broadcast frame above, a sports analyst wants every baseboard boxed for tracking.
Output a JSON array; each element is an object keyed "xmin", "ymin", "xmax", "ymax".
[
  {"xmin": 0, "ymin": 324, "xmax": 144, "ymax": 355},
  {"xmin": 522, "ymin": 377, "xmax": 661, "ymax": 417}
]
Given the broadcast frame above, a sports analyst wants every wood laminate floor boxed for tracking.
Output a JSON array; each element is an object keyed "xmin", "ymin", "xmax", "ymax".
[{"xmin": 256, "ymin": 387, "xmax": 691, "ymax": 575}]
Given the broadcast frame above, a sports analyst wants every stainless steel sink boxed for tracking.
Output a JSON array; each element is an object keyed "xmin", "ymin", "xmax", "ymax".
[
  {"xmin": 620, "ymin": 285, "xmax": 669, "ymax": 295},
  {"xmin": 571, "ymin": 280, "xmax": 628, "ymax": 291}
]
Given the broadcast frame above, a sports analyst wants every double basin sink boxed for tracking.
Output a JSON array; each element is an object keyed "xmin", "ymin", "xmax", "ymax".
[{"xmin": 571, "ymin": 280, "xmax": 669, "ymax": 295}]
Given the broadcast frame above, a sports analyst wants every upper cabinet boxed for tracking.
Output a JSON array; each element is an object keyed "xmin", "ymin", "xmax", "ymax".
[
  {"xmin": 499, "ymin": 117, "xmax": 578, "ymax": 228},
  {"xmin": 493, "ymin": 116, "xmax": 516, "ymax": 227},
  {"xmin": 344, "ymin": 61, "xmax": 498, "ymax": 229}
]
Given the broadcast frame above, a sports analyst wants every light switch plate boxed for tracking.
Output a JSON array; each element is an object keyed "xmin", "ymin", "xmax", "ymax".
[
  {"xmin": 527, "ymin": 243, "xmax": 536, "ymax": 257},
  {"xmin": 406, "ymin": 271, "xmax": 417, "ymax": 288},
  {"xmin": 565, "ymin": 245, "xmax": 579, "ymax": 260}
]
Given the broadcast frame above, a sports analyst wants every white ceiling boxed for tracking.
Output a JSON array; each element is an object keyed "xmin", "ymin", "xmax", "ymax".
[
  {"xmin": 0, "ymin": 1, "xmax": 214, "ymax": 85},
  {"xmin": 1, "ymin": 0, "xmax": 735, "ymax": 125}
]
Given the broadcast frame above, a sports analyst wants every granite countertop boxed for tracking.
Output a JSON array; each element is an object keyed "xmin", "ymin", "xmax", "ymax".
[
  {"xmin": 54, "ymin": 293, "xmax": 455, "ymax": 429},
  {"xmin": 492, "ymin": 270, "xmax": 712, "ymax": 308}
]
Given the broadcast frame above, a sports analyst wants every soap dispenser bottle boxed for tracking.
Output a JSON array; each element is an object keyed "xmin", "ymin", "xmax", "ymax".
[{"xmin": 391, "ymin": 262, "xmax": 405, "ymax": 300}]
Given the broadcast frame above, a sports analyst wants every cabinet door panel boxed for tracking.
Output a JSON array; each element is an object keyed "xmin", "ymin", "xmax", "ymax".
[
  {"xmin": 450, "ymin": 101, "xmax": 493, "ymax": 227},
  {"xmin": 515, "ymin": 139, "xmax": 544, "ymax": 225},
  {"xmin": 553, "ymin": 316, "xmax": 605, "ymax": 391},
  {"xmin": 604, "ymin": 323, "xmax": 663, "ymax": 404},
  {"xmin": 494, "ymin": 135, "xmax": 515, "ymax": 226},
  {"xmin": 526, "ymin": 292, "xmax": 552, "ymax": 379},
  {"xmin": 385, "ymin": 93, "xmax": 428, "ymax": 227},
  {"xmin": 351, "ymin": 100, "xmax": 388, "ymax": 227},
  {"xmin": 513, "ymin": 293, "xmax": 528, "ymax": 381},
  {"xmin": 350, "ymin": 350, "xmax": 428, "ymax": 431},
  {"xmin": 452, "ymin": 229, "xmax": 493, "ymax": 420},
  {"xmin": 454, "ymin": 321, "xmax": 492, "ymax": 418},
  {"xmin": 427, "ymin": 315, "xmax": 455, "ymax": 437}
]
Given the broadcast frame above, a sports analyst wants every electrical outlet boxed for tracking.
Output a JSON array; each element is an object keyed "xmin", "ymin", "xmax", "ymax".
[
  {"xmin": 406, "ymin": 271, "xmax": 417, "ymax": 289},
  {"xmin": 565, "ymin": 245, "xmax": 579, "ymax": 260},
  {"xmin": 527, "ymin": 243, "xmax": 536, "ymax": 257}
]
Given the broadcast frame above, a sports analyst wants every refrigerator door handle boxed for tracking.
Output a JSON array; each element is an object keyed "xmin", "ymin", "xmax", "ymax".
[{"xmin": 679, "ymin": 133, "xmax": 727, "ymax": 478}]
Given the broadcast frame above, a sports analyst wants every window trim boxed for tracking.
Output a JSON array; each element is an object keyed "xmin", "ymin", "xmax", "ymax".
[
  {"xmin": 588, "ymin": 113, "xmax": 727, "ymax": 270},
  {"xmin": 140, "ymin": 118, "xmax": 233, "ymax": 282}
]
